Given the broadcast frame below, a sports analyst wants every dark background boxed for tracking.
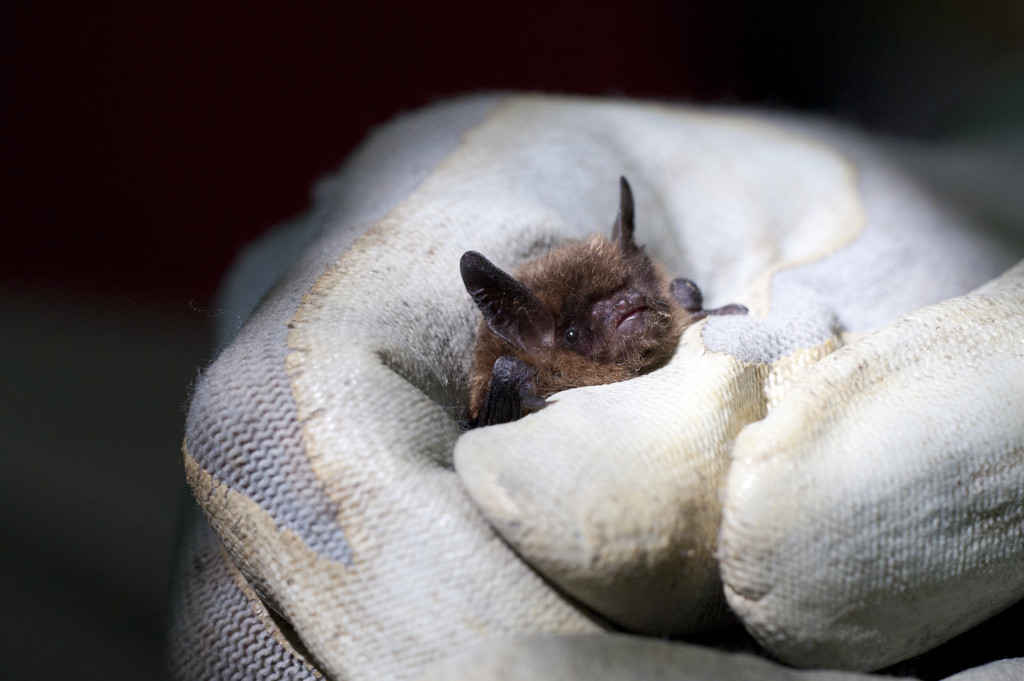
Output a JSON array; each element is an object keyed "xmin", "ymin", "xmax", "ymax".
[{"xmin": 3, "ymin": 2, "xmax": 1023, "ymax": 679}]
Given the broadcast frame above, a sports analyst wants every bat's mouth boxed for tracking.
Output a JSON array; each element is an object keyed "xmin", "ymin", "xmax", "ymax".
[{"xmin": 616, "ymin": 306, "xmax": 648, "ymax": 333}]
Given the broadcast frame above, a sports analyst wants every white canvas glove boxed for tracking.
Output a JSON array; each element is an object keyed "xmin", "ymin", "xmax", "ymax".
[{"xmin": 172, "ymin": 93, "xmax": 1023, "ymax": 681}]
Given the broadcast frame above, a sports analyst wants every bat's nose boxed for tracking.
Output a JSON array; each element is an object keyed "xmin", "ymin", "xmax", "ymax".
[
  {"xmin": 615, "ymin": 290, "xmax": 644, "ymax": 311},
  {"xmin": 592, "ymin": 289, "xmax": 646, "ymax": 325}
]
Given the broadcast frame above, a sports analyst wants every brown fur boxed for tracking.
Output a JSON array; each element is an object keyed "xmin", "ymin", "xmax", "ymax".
[{"xmin": 467, "ymin": 234, "xmax": 687, "ymax": 419}]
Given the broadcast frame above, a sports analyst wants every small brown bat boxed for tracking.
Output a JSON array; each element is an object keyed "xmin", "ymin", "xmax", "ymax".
[{"xmin": 461, "ymin": 177, "xmax": 747, "ymax": 427}]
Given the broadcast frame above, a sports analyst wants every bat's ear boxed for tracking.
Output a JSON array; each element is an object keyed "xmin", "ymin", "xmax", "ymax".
[
  {"xmin": 460, "ymin": 251, "xmax": 555, "ymax": 351},
  {"xmin": 611, "ymin": 176, "xmax": 638, "ymax": 253}
]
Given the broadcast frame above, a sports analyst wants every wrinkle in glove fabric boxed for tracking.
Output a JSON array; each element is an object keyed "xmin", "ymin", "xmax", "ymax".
[
  {"xmin": 176, "ymin": 93, "xmax": 1023, "ymax": 681},
  {"xmin": 720, "ymin": 261, "xmax": 1024, "ymax": 670}
]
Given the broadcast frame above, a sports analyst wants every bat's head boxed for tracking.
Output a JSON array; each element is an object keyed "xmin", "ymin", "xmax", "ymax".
[{"xmin": 461, "ymin": 178, "xmax": 682, "ymax": 382}]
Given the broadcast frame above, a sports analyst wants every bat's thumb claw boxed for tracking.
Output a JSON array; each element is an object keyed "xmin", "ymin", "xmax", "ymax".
[{"xmin": 522, "ymin": 394, "xmax": 548, "ymax": 412}]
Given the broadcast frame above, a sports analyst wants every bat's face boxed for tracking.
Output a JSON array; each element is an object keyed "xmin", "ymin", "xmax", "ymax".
[
  {"xmin": 527, "ymin": 237, "xmax": 677, "ymax": 367},
  {"xmin": 461, "ymin": 178, "xmax": 682, "ymax": 375}
]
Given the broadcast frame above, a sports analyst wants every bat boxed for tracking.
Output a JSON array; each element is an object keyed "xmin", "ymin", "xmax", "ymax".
[{"xmin": 460, "ymin": 177, "xmax": 747, "ymax": 428}]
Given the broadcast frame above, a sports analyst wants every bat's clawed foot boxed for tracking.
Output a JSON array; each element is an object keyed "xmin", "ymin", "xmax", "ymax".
[
  {"xmin": 671, "ymin": 277, "xmax": 747, "ymax": 321},
  {"xmin": 689, "ymin": 303, "xmax": 749, "ymax": 322},
  {"xmin": 705, "ymin": 303, "xmax": 748, "ymax": 316}
]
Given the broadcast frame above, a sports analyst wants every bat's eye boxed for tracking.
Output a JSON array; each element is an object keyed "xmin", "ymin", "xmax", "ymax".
[{"xmin": 563, "ymin": 327, "xmax": 579, "ymax": 345}]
